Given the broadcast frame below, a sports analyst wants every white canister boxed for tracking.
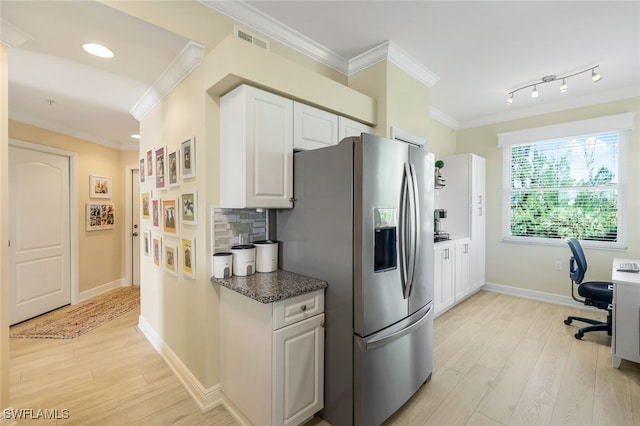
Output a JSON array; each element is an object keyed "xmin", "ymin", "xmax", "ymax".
[
  {"xmin": 254, "ymin": 240, "xmax": 279, "ymax": 273},
  {"xmin": 213, "ymin": 252, "xmax": 233, "ymax": 279},
  {"xmin": 231, "ymin": 244, "xmax": 256, "ymax": 276}
]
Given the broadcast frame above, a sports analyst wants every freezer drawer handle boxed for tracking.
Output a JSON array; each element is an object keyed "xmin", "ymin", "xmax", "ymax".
[{"xmin": 366, "ymin": 305, "xmax": 432, "ymax": 351}]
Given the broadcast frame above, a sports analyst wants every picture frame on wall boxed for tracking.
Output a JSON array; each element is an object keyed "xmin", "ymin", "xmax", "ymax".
[
  {"xmin": 181, "ymin": 137, "xmax": 195, "ymax": 181},
  {"xmin": 139, "ymin": 157, "xmax": 145, "ymax": 183},
  {"xmin": 89, "ymin": 175, "xmax": 112, "ymax": 199},
  {"xmin": 86, "ymin": 203, "xmax": 115, "ymax": 231},
  {"xmin": 162, "ymin": 199, "xmax": 178, "ymax": 235},
  {"xmin": 142, "ymin": 230, "xmax": 151, "ymax": 258},
  {"xmin": 164, "ymin": 242, "xmax": 178, "ymax": 276},
  {"xmin": 152, "ymin": 199, "xmax": 160, "ymax": 228},
  {"xmin": 146, "ymin": 149, "xmax": 154, "ymax": 179},
  {"xmin": 168, "ymin": 150, "xmax": 179, "ymax": 187},
  {"xmin": 180, "ymin": 191, "xmax": 197, "ymax": 225},
  {"xmin": 181, "ymin": 236, "xmax": 195, "ymax": 278},
  {"xmin": 141, "ymin": 192, "xmax": 151, "ymax": 220},
  {"xmin": 153, "ymin": 235, "xmax": 162, "ymax": 267},
  {"xmin": 155, "ymin": 146, "xmax": 166, "ymax": 190}
]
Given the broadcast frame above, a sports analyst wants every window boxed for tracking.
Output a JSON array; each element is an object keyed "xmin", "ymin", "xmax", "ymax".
[{"xmin": 498, "ymin": 113, "xmax": 634, "ymax": 248}]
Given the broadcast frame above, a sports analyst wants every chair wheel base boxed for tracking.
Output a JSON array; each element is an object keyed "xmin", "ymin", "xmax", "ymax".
[
  {"xmin": 564, "ymin": 319, "xmax": 572, "ymax": 325},
  {"xmin": 575, "ymin": 331, "xmax": 584, "ymax": 339}
]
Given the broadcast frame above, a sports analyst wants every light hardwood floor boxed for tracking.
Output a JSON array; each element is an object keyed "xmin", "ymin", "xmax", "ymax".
[{"xmin": 9, "ymin": 290, "xmax": 640, "ymax": 425}]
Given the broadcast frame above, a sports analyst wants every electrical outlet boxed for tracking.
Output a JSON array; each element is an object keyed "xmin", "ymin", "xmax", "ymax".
[{"xmin": 554, "ymin": 261, "xmax": 562, "ymax": 271}]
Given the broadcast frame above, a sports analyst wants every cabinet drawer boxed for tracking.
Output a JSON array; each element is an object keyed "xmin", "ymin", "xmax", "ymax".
[{"xmin": 273, "ymin": 289, "xmax": 324, "ymax": 330}]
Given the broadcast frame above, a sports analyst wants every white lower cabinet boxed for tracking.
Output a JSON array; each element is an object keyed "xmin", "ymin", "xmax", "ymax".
[
  {"xmin": 274, "ymin": 314, "xmax": 325, "ymax": 425},
  {"xmin": 612, "ymin": 282, "xmax": 640, "ymax": 366},
  {"xmin": 434, "ymin": 238, "xmax": 473, "ymax": 317},
  {"xmin": 434, "ymin": 242, "xmax": 455, "ymax": 315},
  {"xmin": 220, "ymin": 287, "xmax": 324, "ymax": 426}
]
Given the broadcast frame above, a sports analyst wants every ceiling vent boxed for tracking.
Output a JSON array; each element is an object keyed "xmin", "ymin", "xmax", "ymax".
[{"xmin": 234, "ymin": 25, "xmax": 270, "ymax": 50}]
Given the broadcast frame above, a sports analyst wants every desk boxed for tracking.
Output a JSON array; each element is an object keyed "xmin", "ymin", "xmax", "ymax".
[{"xmin": 611, "ymin": 258, "xmax": 640, "ymax": 368}]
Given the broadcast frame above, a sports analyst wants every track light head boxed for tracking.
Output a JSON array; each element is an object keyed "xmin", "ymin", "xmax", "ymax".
[
  {"xmin": 560, "ymin": 79, "xmax": 568, "ymax": 93},
  {"xmin": 506, "ymin": 94, "xmax": 513, "ymax": 105},
  {"xmin": 592, "ymin": 68, "xmax": 602, "ymax": 82},
  {"xmin": 531, "ymin": 85, "xmax": 539, "ymax": 98}
]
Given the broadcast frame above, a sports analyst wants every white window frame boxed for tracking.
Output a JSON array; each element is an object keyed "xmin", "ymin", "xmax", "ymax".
[{"xmin": 498, "ymin": 113, "xmax": 634, "ymax": 249}]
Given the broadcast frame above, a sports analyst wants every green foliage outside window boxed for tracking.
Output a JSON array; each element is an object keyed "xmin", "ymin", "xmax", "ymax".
[{"xmin": 509, "ymin": 133, "xmax": 619, "ymax": 242}]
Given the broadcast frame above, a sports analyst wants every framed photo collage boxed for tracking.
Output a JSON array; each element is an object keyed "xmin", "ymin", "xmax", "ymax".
[{"xmin": 140, "ymin": 137, "xmax": 197, "ymax": 279}]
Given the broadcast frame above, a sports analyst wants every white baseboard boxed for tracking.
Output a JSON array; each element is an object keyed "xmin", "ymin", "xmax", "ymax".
[
  {"xmin": 483, "ymin": 282, "xmax": 600, "ymax": 313},
  {"xmin": 137, "ymin": 315, "xmax": 223, "ymax": 411},
  {"xmin": 77, "ymin": 279, "xmax": 127, "ymax": 303}
]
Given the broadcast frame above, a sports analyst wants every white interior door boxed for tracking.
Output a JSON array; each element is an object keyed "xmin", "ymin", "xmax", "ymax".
[
  {"xmin": 132, "ymin": 169, "xmax": 140, "ymax": 285},
  {"xmin": 9, "ymin": 145, "xmax": 71, "ymax": 325}
]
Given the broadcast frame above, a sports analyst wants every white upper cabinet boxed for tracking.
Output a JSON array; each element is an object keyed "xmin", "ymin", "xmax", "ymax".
[
  {"xmin": 293, "ymin": 102, "xmax": 339, "ymax": 151},
  {"xmin": 338, "ymin": 116, "xmax": 373, "ymax": 140},
  {"xmin": 220, "ymin": 85, "xmax": 293, "ymax": 209}
]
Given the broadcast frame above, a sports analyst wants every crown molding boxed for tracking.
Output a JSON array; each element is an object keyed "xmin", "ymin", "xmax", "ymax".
[
  {"xmin": 198, "ymin": 0, "xmax": 439, "ymax": 89},
  {"xmin": 130, "ymin": 40, "xmax": 204, "ymax": 121},
  {"xmin": 1, "ymin": 19, "xmax": 32, "ymax": 47},
  {"xmin": 198, "ymin": 0, "xmax": 348, "ymax": 74},
  {"xmin": 9, "ymin": 112, "xmax": 137, "ymax": 151},
  {"xmin": 430, "ymin": 107, "xmax": 459, "ymax": 130},
  {"xmin": 349, "ymin": 41, "xmax": 439, "ymax": 88}
]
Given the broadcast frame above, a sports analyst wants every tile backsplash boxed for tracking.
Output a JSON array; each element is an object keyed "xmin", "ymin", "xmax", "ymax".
[{"xmin": 212, "ymin": 208, "xmax": 267, "ymax": 253}]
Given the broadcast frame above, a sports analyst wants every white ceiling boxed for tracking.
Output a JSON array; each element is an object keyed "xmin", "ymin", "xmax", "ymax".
[{"xmin": 2, "ymin": 1, "xmax": 639, "ymax": 149}]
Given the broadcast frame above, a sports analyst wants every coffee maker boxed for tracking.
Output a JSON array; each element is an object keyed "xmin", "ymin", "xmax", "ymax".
[{"xmin": 434, "ymin": 209, "xmax": 449, "ymax": 242}]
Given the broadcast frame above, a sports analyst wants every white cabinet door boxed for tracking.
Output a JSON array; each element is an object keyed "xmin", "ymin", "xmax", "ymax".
[
  {"xmin": 471, "ymin": 154, "xmax": 486, "ymax": 206},
  {"xmin": 470, "ymin": 155, "xmax": 486, "ymax": 290},
  {"xmin": 274, "ymin": 314, "xmax": 325, "ymax": 426},
  {"xmin": 434, "ymin": 244, "xmax": 455, "ymax": 316},
  {"xmin": 220, "ymin": 85, "xmax": 293, "ymax": 208},
  {"xmin": 338, "ymin": 116, "xmax": 372, "ymax": 140},
  {"xmin": 455, "ymin": 240, "xmax": 472, "ymax": 300},
  {"xmin": 293, "ymin": 102, "xmax": 338, "ymax": 151},
  {"xmin": 613, "ymin": 283, "xmax": 640, "ymax": 364},
  {"xmin": 471, "ymin": 205, "xmax": 485, "ymax": 290}
]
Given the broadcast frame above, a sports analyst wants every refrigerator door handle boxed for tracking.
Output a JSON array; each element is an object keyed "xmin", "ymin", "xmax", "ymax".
[
  {"xmin": 407, "ymin": 163, "xmax": 420, "ymax": 298},
  {"xmin": 399, "ymin": 163, "xmax": 410, "ymax": 296},
  {"xmin": 365, "ymin": 304, "xmax": 433, "ymax": 351}
]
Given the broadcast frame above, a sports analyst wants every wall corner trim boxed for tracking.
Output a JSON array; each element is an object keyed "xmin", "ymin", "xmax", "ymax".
[
  {"xmin": 137, "ymin": 315, "xmax": 222, "ymax": 412},
  {"xmin": 130, "ymin": 41, "xmax": 205, "ymax": 122}
]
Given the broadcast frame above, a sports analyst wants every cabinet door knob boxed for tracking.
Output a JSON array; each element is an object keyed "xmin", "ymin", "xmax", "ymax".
[{"xmin": 301, "ymin": 305, "xmax": 307, "ymax": 312}]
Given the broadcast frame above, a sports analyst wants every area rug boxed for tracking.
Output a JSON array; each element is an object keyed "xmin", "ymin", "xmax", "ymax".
[{"xmin": 10, "ymin": 286, "xmax": 140, "ymax": 339}]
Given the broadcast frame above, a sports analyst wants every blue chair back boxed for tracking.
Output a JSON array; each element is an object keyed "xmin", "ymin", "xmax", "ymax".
[{"xmin": 566, "ymin": 237, "xmax": 587, "ymax": 284}]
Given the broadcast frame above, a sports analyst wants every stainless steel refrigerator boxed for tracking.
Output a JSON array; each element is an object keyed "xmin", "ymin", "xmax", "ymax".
[{"xmin": 277, "ymin": 133, "xmax": 435, "ymax": 425}]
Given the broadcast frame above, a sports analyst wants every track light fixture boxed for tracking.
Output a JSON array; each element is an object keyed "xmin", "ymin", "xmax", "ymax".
[{"xmin": 506, "ymin": 65, "xmax": 601, "ymax": 105}]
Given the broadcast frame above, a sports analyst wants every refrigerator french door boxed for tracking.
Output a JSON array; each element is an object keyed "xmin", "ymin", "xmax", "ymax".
[{"xmin": 277, "ymin": 133, "xmax": 434, "ymax": 426}]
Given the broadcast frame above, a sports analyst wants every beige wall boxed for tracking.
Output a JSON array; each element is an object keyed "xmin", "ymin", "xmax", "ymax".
[
  {"xmin": 8, "ymin": 121, "xmax": 130, "ymax": 293},
  {"xmin": 138, "ymin": 64, "xmax": 220, "ymax": 387},
  {"xmin": 457, "ymin": 97, "xmax": 640, "ymax": 297},
  {"xmin": 349, "ymin": 61, "xmax": 432, "ymax": 142},
  {"xmin": 1, "ymin": 43, "xmax": 9, "ymax": 413},
  {"xmin": 429, "ymin": 119, "xmax": 457, "ymax": 158}
]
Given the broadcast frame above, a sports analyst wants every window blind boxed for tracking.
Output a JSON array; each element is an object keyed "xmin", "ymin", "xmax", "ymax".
[{"xmin": 508, "ymin": 132, "xmax": 620, "ymax": 243}]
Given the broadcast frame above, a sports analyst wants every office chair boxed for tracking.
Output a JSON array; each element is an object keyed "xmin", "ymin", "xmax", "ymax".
[{"xmin": 563, "ymin": 237, "xmax": 613, "ymax": 339}]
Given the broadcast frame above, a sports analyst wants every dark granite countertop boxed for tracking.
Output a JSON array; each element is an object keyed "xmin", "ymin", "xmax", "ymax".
[{"xmin": 211, "ymin": 269, "xmax": 327, "ymax": 304}]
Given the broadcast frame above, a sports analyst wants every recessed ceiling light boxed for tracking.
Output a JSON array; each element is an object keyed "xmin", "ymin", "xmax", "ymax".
[
  {"xmin": 130, "ymin": 134, "xmax": 140, "ymax": 139},
  {"xmin": 82, "ymin": 43, "xmax": 114, "ymax": 58}
]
